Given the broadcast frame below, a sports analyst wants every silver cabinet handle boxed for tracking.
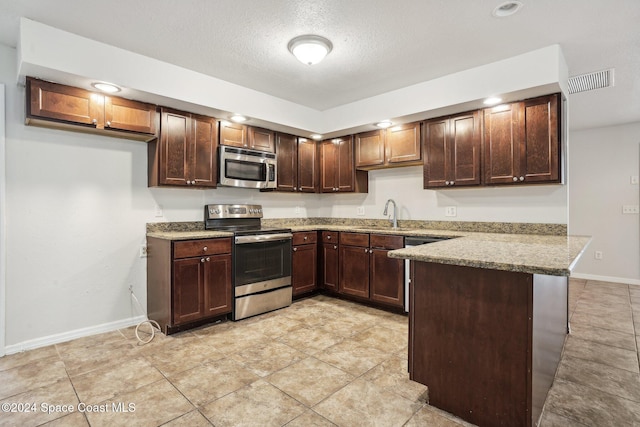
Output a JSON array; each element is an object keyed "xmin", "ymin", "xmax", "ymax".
[
  {"xmin": 364, "ymin": 248, "xmax": 368, "ymax": 253},
  {"xmin": 327, "ymin": 236, "xmax": 331, "ymax": 240},
  {"xmin": 303, "ymin": 236, "xmax": 308, "ymax": 240},
  {"xmin": 445, "ymin": 181, "xmax": 450, "ymax": 185},
  {"xmin": 203, "ymin": 246, "xmax": 208, "ymax": 252},
  {"xmin": 369, "ymin": 249, "xmax": 373, "ymax": 253},
  {"xmin": 520, "ymin": 176, "xmax": 525, "ymax": 181},
  {"xmin": 333, "ymin": 245, "xmax": 337, "ymax": 250},
  {"xmin": 512, "ymin": 177, "xmax": 518, "ymax": 182},
  {"xmin": 106, "ymin": 121, "xmax": 111, "ymax": 127},
  {"xmin": 200, "ymin": 258, "xmax": 205, "ymax": 263},
  {"xmin": 293, "ymin": 247, "xmax": 298, "ymax": 252},
  {"xmin": 92, "ymin": 118, "xmax": 97, "ymax": 125},
  {"xmin": 206, "ymin": 257, "xmax": 210, "ymax": 262}
]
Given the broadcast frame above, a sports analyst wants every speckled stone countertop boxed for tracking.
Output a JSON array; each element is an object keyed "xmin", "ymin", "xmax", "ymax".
[
  {"xmin": 146, "ymin": 219, "xmax": 588, "ymax": 276},
  {"xmin": 388, "ymin": 233, "xmax": 591, "ymax": 277}
]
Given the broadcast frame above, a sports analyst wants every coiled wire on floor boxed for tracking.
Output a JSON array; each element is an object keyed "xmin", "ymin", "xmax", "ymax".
[{"xmin": 130, "ymin": 287, "xmax": 161, "ymax": 344}]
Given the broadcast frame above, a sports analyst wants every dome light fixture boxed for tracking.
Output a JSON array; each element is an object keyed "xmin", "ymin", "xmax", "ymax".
[
  {"xmin": 310, "ymin": 134, "xmax": 323, "ymax": 140},
  {"xmin": 375, "ymin": 120, "xmax": 393, "ymax": 129},
  {"xmin": 483, "ymin": 97, "xmax": 503, "ymax": 106},
  {"xmin": 91, "ymin": 82, "xmax": 121, "ymax": 93},
  {"xmin": 230, "ymin": 114, "xmax": 247, "ymax": 123},
  {"xmin": 288, "ymin": 35, "xmax": 333, "ymax": 65},
  {"xmin": 492, "ymin": 1, "xmax": 523, "ymax": 18}
]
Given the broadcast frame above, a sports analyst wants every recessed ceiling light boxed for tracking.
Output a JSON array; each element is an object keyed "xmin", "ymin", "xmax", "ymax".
[
  {"xmin": 288, "ymin": 35, "xmax": 333, "ymax": 65},
  {"xmin": 375, "ymin": 120, "xmax": 393, "ymax": 129},
  {"xmin": 91, "ymin": 82, "xmax": 121, "ymax": 93},
  {"xmin": 230, "ymin": 114, "xmax": 247, "ymax": 123},
  {"xmin": 483, "ymin": 97, "xmax": 503, "ymax": 105},
  {"xmin": 492, "ymin": 1, "xmax": 523, "ymax": 17}
]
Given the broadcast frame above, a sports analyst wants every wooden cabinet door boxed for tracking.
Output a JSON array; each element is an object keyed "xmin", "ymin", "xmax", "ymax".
[
  {"xmin": 203, "ymin": 254, "xmax": 232, "ymax": 317},
  {"xmin": 172, "ymin": 258, "xmax": 204, "ymax": 324},
  {"xmin": 104, "ymin": 96, "xmax": 157, "ymax": 135},
  {"xmin": 27, "ymin": 77, "xmax": 103, "ymax": 127},
  {"xmin": 423, "ymin": 118, "xmax": 449, "ymax": 188},
  {"xmin": 159, "ymin": 109, "xmax": 190, "ymax": 186},
  {"xmin": 293, "ymin": 244, "xmax": 318, "ymax": 296},
  {"xmin": 386, "ymin": 122, "xmax": 421, "ymax": 165},
  {"xmin": 336, "ymin": 136, "xmax": 355, "ymax": 192},
  {"xmin": 276, "ymin": 133, "xmax": 298, "ymax": 192},
  {"xmin": 219, "ymin": 121, "xmax": 246, "ymax": 148},
  {"xmin": 248, "ymin": 126, "xmax": 275, "ymax": 152},
  {"xmin": 355, "ymin": 130, "xmax": 385, "ymax": 169},
  {"xmin": 521, "ymin": 94, "xmax": 560, "ymax": 183},
  {"xmin": 484, "ymin": 103, "xmax": 524, "ymax": 185},
  {"xmin": 339, "ymin": 244, "xmax": 370, "ymax": 298},
  {"xmin": 450, "ymin": 111, "xmax": 482, "ymax": 186},
  {"xmin": 321, "ymin": 242, "xmax": 339, "ymax": 292},
  {"xmin": 370, "ymin": 248, "xmax": 404, "ymax": 307},
  {"xmin": 191, "ymin": 114, "xmax": 217, "ymax": 187},
  {"xmin": 320, "ymin": 140, "xmax": 339, "ymax": 192},
  {"xmin": 297, "ymin": 138, "xmax": 318, "ymax": 192}
]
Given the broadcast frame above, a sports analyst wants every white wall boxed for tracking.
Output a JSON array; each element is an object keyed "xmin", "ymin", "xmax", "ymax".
[
  {"xmin": 0, "ymin": 42, "xmax": 569, "ymax": 351},
  {"xmin": 569, "ymin": 122, "xmax": 640, "ymax": 284}
]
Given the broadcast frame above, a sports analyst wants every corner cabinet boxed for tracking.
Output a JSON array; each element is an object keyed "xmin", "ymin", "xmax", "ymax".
[
  {"xmin": 320, "ymin": 136, "xmax": 368, "ymax": 193},
  {"xmin": 276, "ymin": 133, "xmax": 319, "ymax": 192},
  {"xmin": 26, "ymin": 77, "xmax": 158, "ymax": 141},
  {"xmin": 148, "ymin": 107, "xmax": 218, "ymax": 188},
  {"xmin": 147, "ymin": 237, "xmax": 232, "ymax": 334},
  {"xmin": 423, "ymin": 111, "xmax": 482, "ymax": 188},
  {"xmin": 484, "ymin": 93, "xmax": 561, "ymax": 185}
]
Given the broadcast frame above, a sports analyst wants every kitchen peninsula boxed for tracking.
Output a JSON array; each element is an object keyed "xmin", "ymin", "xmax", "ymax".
[{"xmin": 387, "ymin": 233, "xmax": 590, "ymax": 427}]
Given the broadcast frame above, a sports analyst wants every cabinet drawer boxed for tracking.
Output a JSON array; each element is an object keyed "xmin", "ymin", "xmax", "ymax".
[
  {"xmin": 370, "ymin": 234, "xmax": 404, "ymax": 250},
  {"xmin": 293, "ymin": 231, "xmax": 318, "ymax": 246},
  {"xmin": 173, "ymin": 238, "xmax": 232, "ymax": 259},
  {"xmin": 340, "ymin": 232, "xmax": 370, "ymax": 247},
  {"xmin": 322, "ymin": 231, "xmax": 339, "ymax": 243}
]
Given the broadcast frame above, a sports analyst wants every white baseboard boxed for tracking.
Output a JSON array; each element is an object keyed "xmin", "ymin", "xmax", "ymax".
[
  {"xmin": 570, "ymin": 273, "xmax": 640, "ymax": 287},
  {"xmin": 3, "ymin": 315, "xmax": 147, "ymax": 355}
]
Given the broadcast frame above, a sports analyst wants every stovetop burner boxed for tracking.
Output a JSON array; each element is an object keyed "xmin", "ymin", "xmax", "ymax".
[{"xmin": 204, "ymin": 204, "xmax": 290, "ymax": 235}]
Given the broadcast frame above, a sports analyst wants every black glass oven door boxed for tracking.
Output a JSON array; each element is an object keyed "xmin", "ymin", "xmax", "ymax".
[{"xmin": 234, "ymin": 238, "xmax": 292, "ymax": 286}]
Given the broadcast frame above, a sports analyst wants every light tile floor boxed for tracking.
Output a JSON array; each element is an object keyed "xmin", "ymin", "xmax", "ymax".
[{"xmin": 0, "ymin": 279, "xmax": 638, "ymax": 426}]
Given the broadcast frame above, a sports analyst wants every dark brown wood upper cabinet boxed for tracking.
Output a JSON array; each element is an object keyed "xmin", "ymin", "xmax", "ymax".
[
  {"xmin": 26, "ymin": 77, "xmax": 158, "ymax": 141},
  {"xmin": 424, "ymin": 111, "xmax": 482, "ymax": 188},
  {"xmin": 321, "ymin": 136, "xmax": 368, "ymax": 193},
  {"xmin": 355, "ymin": 122, "xmax": 421, "ymax": 170},
  {"xmin": 275, "ymin": 133, "xmax": 318, "ymax": 192},
  {"xmin": 484, "ymin": 93, "xmax": 560, "ymax": 185},
  {"xmin": 219, "ymin": 122, "xmax": 275, "ymax": 153},
  {"xmin": 148, "ymin": 107, "xmax": 217, "ymax": 188}
]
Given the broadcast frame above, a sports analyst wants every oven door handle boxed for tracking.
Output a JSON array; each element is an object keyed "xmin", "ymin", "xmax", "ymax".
[{"xmin": 235, "ymin": 233, "xmax": 293, "ymax": 244}]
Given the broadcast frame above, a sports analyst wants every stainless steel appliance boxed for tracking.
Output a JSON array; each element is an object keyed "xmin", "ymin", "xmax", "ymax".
[
  {"xmin": 218, "ymin": 146, "xmax": 277, "ymax": 189},
  {"xmin": 205, "ymin": 203, "xmax": 292, "ymax": 320},
  {"xmin": 404, "ymin": 236, "xmax": 453, "ymax": 312}
]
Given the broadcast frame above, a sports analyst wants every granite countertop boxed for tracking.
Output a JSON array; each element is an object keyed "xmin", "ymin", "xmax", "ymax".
[
  {"xmin": 388, "ymin": 233, "xmax": 591, "ymax": 276},
  {"xmin": 146, "ymin": 219, "xmax": 589, "ymax": 276}
]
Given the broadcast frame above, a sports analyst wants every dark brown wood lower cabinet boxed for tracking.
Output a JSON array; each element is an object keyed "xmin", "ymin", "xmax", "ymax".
[
  {"xmin": 410, "ymin": 261, "xmax": 567, "ymax": 427},
  {"xmin": 321, "ymin": 241, "xmax": 339, "ymax": 293},
  {"xmin": 292, "ymin": 232, "xmax": 318, "ymax": 296},
  {"xmin": 339, "ymin": 244, "xmax": 370, "ymax": 298}
]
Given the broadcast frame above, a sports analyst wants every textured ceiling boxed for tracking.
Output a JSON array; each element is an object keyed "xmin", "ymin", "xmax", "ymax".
[{"xmin": 0, "ymin": 0, "xmax": 638, "ymax": 130}]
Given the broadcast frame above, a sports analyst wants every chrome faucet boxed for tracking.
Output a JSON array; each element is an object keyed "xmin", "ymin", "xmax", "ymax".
[{"xmin": 383, "ymin": 199, "xmax": 398, "ymax": 229}]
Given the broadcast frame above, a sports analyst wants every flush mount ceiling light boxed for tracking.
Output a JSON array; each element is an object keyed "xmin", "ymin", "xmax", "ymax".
[
  {"xmin": 230, "ymin": 114, "xmax": 247, "ymax": 123},
  {"xmin": 310, "ymin": 134, "xmax": 322, "ymax": 140},
  {"xmin": 483, "ymin": 97, "xmax": 503, "ymax": 105},
  {"xmin": 91, "ymin": 82, "xmax": 121, "ymax": 93},
  {"xmin": 375, "ymin": 120, "xmax": 393, "ymax": 129},
  {"xmin": 288, "ymin": 35, "xmax": 333, "ymax": 65},
  {"xmin": 492, "ymin": 1, "xmax": 523, "ymax": 17}
]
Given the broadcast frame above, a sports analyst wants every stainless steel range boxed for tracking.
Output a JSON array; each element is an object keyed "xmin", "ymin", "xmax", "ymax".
[{"xmin": 205, "ymin": 204, "xmax": 292, "ymax": 320}]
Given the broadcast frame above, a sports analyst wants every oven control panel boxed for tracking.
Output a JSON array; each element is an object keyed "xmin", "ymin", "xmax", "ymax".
[{"xmin": 205, "ymin": 204, "xmax": 263, "ymax": 219}]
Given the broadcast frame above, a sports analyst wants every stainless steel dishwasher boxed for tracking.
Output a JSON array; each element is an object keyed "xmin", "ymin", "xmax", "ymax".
[{"xmin": 403, "ymin": 236, "xmax": 453, "ymax": 312}]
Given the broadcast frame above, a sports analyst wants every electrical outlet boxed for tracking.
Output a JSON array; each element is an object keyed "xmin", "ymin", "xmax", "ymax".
[
  {"xmin": 155, "ymin": 205, "xmax": 163, "ymax": 217},
  {"xmin": 594, "ymin": 251, "xmax": 603, "ymax": 260},
  {"xmin": 140, "ymin": 244, "xmax": 148, "ymax": 258},
  {"xmin": 631, "ymin": 175, "xmax": 639, "ymax": 185},
  {"xmin": 445, "ymin": 206, "xmax": 457, "ymax": 217},
  {"xmin": 357, "ymin": 206, "xmax": 365, "ymax": 216},
  {"xmin": 294, "ymin": 206, "xmax": 301, "ymax": 214},
  {"xmin": 622, "ymin": 205, "xmax": 639, "ymax": 214}
]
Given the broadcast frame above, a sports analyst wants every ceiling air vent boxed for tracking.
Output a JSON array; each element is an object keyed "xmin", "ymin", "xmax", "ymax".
[{"xmin": 567, "ymin": 68, "xmax": 614, "ymax": 94}]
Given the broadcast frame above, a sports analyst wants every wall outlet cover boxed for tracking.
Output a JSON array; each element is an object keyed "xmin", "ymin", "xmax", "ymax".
[
  {"xmin": 622, "ymin": 205, "xmax": 639, "ymax": 214},
  {"xmin": 445, "ymin": 206, "xmax": 457, "ymax": 217},
  {"xmin": 357, "ymin": 206, "xmax": 365, "ymax": 216}
]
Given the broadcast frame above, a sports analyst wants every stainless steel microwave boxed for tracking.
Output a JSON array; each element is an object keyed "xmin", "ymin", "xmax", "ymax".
[{"xmin": 218, "ymin": 145, "xmax": 277, "ymax": 189}]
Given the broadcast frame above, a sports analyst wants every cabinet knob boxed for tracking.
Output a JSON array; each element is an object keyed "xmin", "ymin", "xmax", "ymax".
[
  {"xmin": 327, "ymin": 236, "xmax": 331, "ymax": 240},
  {"xmin": 92, "ymin": 118, "xmax": 97, "ymax": 125},
  {"xmin": 369, "ymin": 249, "xmax": 373, "ymax": 253},
  {"xmin": 293, "ymin": 247, "xmax": 298, "ymax": 252},
  {"xmin": 106, "ymin": 121, "xmax": 111, "ymax": 127},
  {"xmin": 203, "ymin": 246, "xmax": 208, "ymax": 251},
  {"xmin": 200, "ymin": 258, "xmax": 205, "ymax": 263},
  {"xmin": 333, "ymin": 245, "xmax": 337, "ymax": 250},
  {"xmin": 513, "ymin": 177, "xmax": 518, "ymax": 182},
  {"xmin": 206, "ymin": 257, "xmax": 210, "ymax": 262},
  {"xmin": 364, "ymin": 248, "xmax": 368, "ymax": 253},
  {"xmin": 294, "ymin": 187, "xmax": 297, "ymax": 191},
  {"xmin": 303, "ymin": 236, "xmax": 307, "ymax": 240},
  {"xmin": 445, "ymin": 181, "xmax": 450, "ymax": 185},
  {"xmin": 519, "ymin": 176, "xmax": 525, "ymax": 181}
]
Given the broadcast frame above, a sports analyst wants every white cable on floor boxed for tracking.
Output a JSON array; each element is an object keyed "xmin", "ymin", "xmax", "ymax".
[{"xmin": 129, "ymin": 287, "xmax": 161, "ymax": 344}]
